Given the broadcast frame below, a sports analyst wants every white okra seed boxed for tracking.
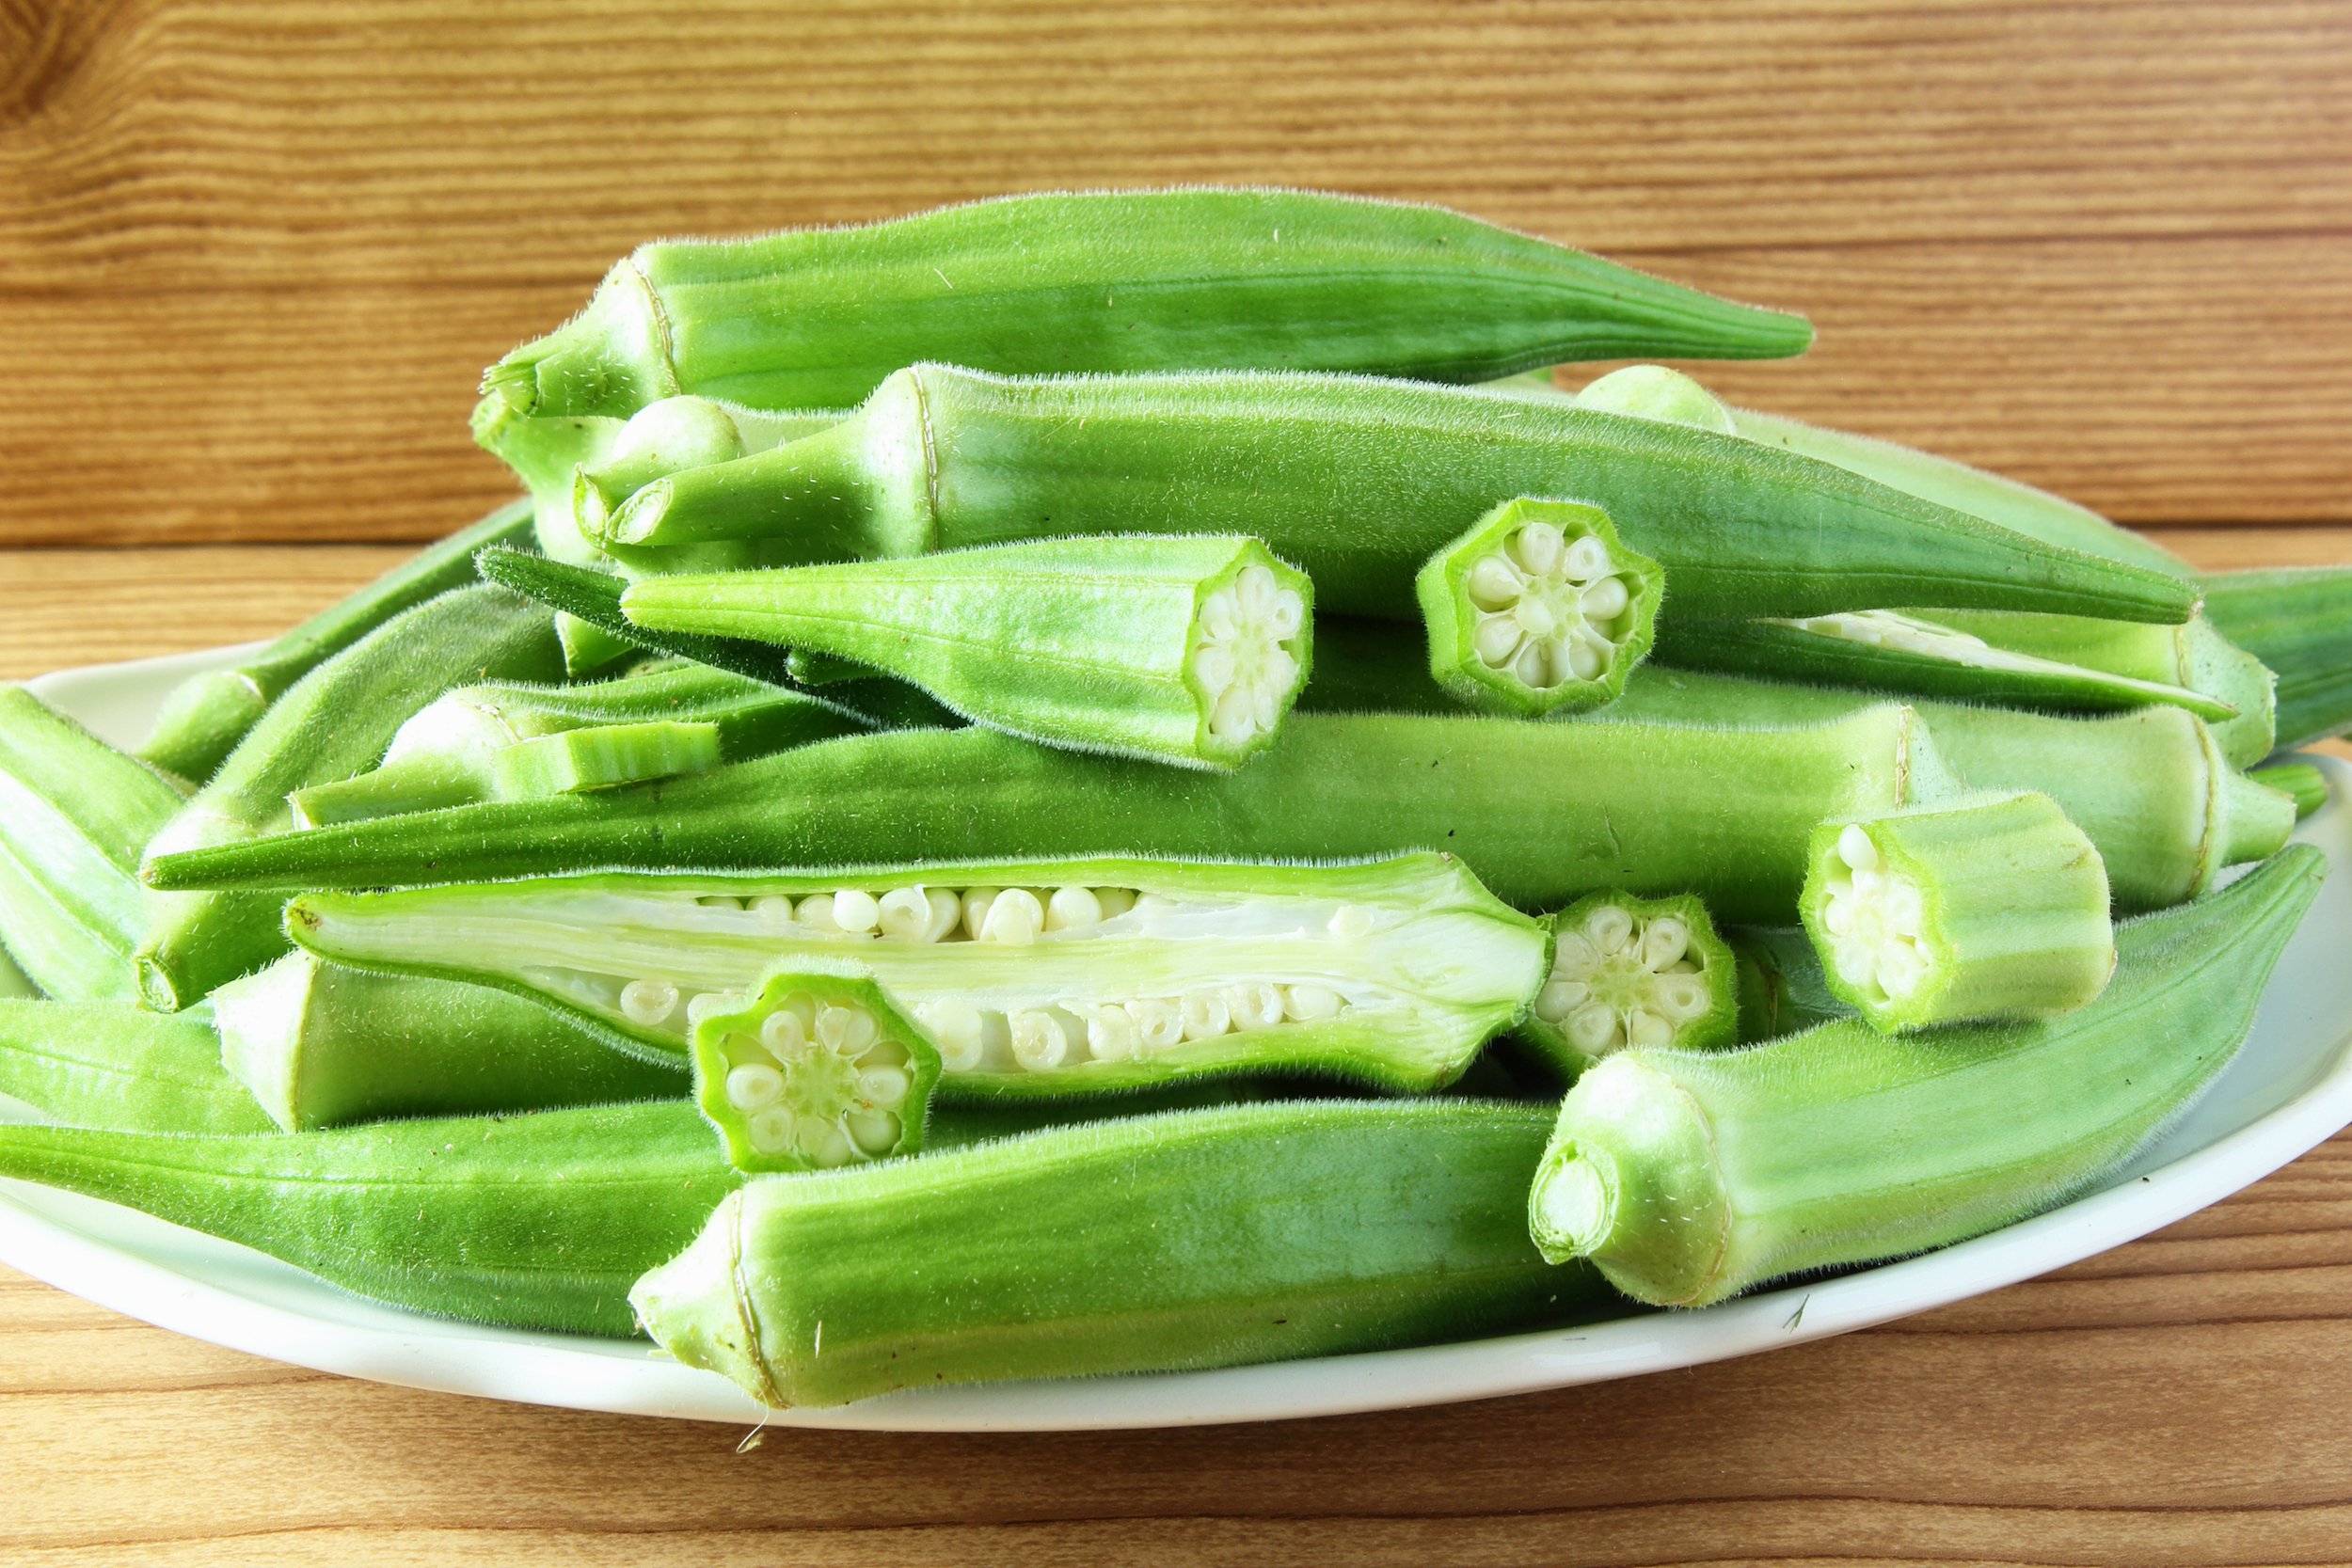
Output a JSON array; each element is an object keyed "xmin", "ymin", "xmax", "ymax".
[
  {"xmin": 795, "ymin": 893, "xmax": 839, "ymax": 932},
  {"xmin": 914, "ymin": 999, "xmax": 985, "ymax": 1072},
  {"xmin": 980, "ymin": 887, "xmax": 1043, "ymax": 944},
  {"xmin": 1235, "ymin": 562, "xmax": 1277, "ymax": 616},
  {"xmin": 752, "ymin": 895, "xmax": 795, "ymax": 931},
  {"xmin": 1639, "ymin": 917, "xmax": 1690, "ymax": 971},
  {"xmin": 1552, "ymin": 933, "xmax": 1600, "ymax": 981},
  {"xmin": 1837, "ymin": 824, "xmax": 1881, "ymax": 874},
  {"xmin": 1534, "ymin": 977, "xmax": 1590, "ymax": 1022},
  {"xmin": 1267, "ymin": 588, "xmax": 1306, "ymax": 638},
  {"xmin": 1200, "ymin": 589, "xmax": 1238, "ymax": 640},
  {"xmin": 684, "ymin": 991, "xmax": 734, "ymax": 1027},
  {"xmin": 724, "ymin": 1062, "xmax": 785, "ymax": 1111},
  {"xmin": 1512, "ymin": 641, "xmax": 1549, "ymax": 689},
  {"xmin": 1473, "ymin": 614, "xmax": 1523, "ymax": 667},
  {"xmin": 1628, "ymin": 1009, "xmax": 1673, "ymax": 1048},
  {"xmin": 1567, "ymin": 1002, "xmax": 1621, "ymax": 1053},
  {"xmin": 802, "ymin": 1117, "xmax": 856, "ymax": 1168},
  {"xmin": 830, "ymin": 889, "xmax": 881, "ymax": 934},
  {"xmin": 1583, "ymin": 905, "xmax": 1634, "ymax": 955},
  {"xmin": 1511, "ymin": 522, "xmax": 1566, "ymax": 576},
  {"xmin": 1010, "ymin": 1008, "xmax": 1073, "ymax": 1070},
  {"xmin": 1180, "ymin": 990, "xmax": 1232, "ymax": 1040},
  {"xmin": 1045, "ymin": 885, "xmax": 1103, "ymax": 930},
  {"xmin": 876, "ymin": 886, "xmax": 932, "ymax": 940},
  {"xmin": 1227, "ymin": 981, "xmax": 1286, "ymax": 1030},
  {"xmin": 1210, "ymin": 685, "xmax": 1256, "ymax": 740},
  {"xmin": 1330, "ymin": 906, "xmax": 1376, "ymax": 939},
  {"xmin": 1563, "ymin": 534, "xmax": 1612, "ymax": 581},
  {"xmin": 845, "ymin": 1110, "xmax": 900, "ymax": 1157},
  {"xmin": 1468, "ymin": 555, "xmax": 1523, "ymax": 610},
  {"xmin": 1281, "ymin": 983, "xmax": 1344, "ymax": 1021},
  {"xmin": 759, "ymin": 1008, "xmax": 806, "ymax": 1056},
  {"xmin": 1191, "ymin": 645, "xmax": 1236, "ymax": 691},
  {"xmin": 619, "ymin": 977, "xmax": 679, "ymax": 1026},
  {"xmin": 1566, "ymin": 636, "xmax": 1605, "ymax": 684},
  {"xmin": 1093, "ymin": 887, "xmax": 1136, "ymax": 919},
  {"xmin": 961, "ymin": 887, "xmax": 1000, "ymax": 940},
  {"xmin": 1126, "ymin": 998, "xmax": 1184, "ymax": 1049},
  {"xmin": 747, "ymin": 1106, "xmax": 794, "ymax": 1155},
  {"xmin": 1078, "ymin": 1003, "xmax": 1141, "ymax": 1062},
  {"xmin": 817, "ymin": 1005, "xmax": 878, "ymax": 1054},
  {"xmin": 1581, "ymin": 576, "xmax": 1630, "ymax": 619},
  {"xmin": 855, "ymin": 1062, "xmax": 911, "ymax": 1107}
]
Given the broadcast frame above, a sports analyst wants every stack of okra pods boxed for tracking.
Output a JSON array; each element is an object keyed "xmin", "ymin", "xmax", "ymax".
[{"xmin": 5, "ymin": 189, "xmax": 2351, "ymax": 1408}]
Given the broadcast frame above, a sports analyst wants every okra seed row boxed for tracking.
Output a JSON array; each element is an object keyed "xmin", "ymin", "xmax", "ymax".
[
  {"xmin": 1466, "ymin": 524, "xmax": 1635, "ymax": 690},
  {"xmin": 1193, "ymin": 563, "xmax": 1309, "ymax": 743},
  {"xmin": 914, "ymin": 981, "xmax": 1351, "ymax": 1074},
  {"xmin": 1532, "ymin": 902, "xmax": 1716, "ymax": 1056},
  {"xmin": 1817, "ymin": 824, "xmax": 1932, "ymax": 1003}
]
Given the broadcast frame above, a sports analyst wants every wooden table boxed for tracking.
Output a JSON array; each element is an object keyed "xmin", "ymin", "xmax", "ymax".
[{"xmin": 9, "ymin": 3, "xmax": 2352, "ymax": 1561}]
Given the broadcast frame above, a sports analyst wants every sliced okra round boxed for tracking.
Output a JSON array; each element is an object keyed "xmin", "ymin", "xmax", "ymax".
[
  {"xmin": 691, "ymin": 964, "xmax": 941, "ymax": 1172},
  {"xmin": 1415, "ymin": 498, "xmax": 1661, "ymax": 716},
  {"xmin": 1520, "ymin": 890, "xmax": 1737, "ymax": 1076}
]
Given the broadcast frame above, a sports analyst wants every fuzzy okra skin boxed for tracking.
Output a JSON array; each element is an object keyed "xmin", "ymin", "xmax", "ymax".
[
  {"xmin": 1800, "ymin": 792, "xmax": 2115, "ymax": 1032},
  {"xmin": 153, "ymin": 705, "xmax": 1965, "ymax": 926},
  {"xmin": 2199, "ymin": 565, "xmax": 2352, "ymax": 751},
  {"xmin": 211, "ymin": 952, "xmax": 686, "ymax": 1132},
  {"xmin": 596, "ymin": 365, "xmax": 2197, "ymax": 626},
  {"xmin": 135, "ymin": 586, "xmax": 568, "ymax": 1012},
  {"xmin": 622, "ymin": 536, "xmax": 1314, "ymax": 769},
  {"xmin": 1724, "ymin": 927, "xmax": 1851, "ymax": 1043},
  {"xmin": 0, "ymin": 947, "xmax": 34, "ymax": 1000},
  {"xmin": 279, "ymin": 853, "xmax": 1549, "ymax": 1097},
  {"xmin": 1520, "ymin": 892, "xmax": 1738, "ymax": 1077},
  {"xmin": 1530, "ymin": 845, "xmax": 2324, "ymax": 1307},
  {"xmin": 631, "ymin": 1097, "xmax": 1606, "ymax": 1408},
  {"xmin": 0, "ymin": 1001, "xmax": 277, "ymax": 1134},
  {"xmin": 476, "ymin": 187, "xmax": 1812, "ymax": 443},
  {"xmin": 0, "ymin": 1102, "xmax": 741, "ymax": 1337},
  {"xmin": 133, "ymin": 499, "xmax": 540, "ymax": 784},
  {"xmin": 0, "ymin": 688, "xmax": 189, "ymax": 1003}
]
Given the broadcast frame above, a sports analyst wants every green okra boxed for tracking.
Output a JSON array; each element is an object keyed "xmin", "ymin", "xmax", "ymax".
[
  {"xmin": 0, "ymin": 1000, "xmax": 277, "ymax": 1134},
  {"xmin": 2199, "ymin": 565, "xmax": 2352, "ymax": 751},
  {"xmin": 620, "ymin": 536, "xmax": 1314, "ymax": 769},
  {"xmin": 592, "ymin": 365, "xmax": 2197, "ymax": 626},
  {"xmin": 472, "ymin": 546, "xmax": 960, "ymax": 733},
  {"xmin": 0, "ymin": 946, "xmax": 35, "ymax": 1000},
  {"xmin": 2250, "ymin": 763, "xmax": 2328, "ymax": 819},
  {"xmin": 1416, "ymin": 498, "xmax": 1661, "ymax": 716},
  {"xmin": 0, "ymin": 688, "xmax": 188, "ymax": 1003},
  {"xmin": 1519, "ymin": 891, "xmax": 1738, "ymax": 1078},
  {"xmin": 135, "ymin": 586, "xmax": 567, "ymax": 1012},
  {"xmin": 1529, "ymin": 844, "xmax": 2324, "ymax": 1307},
  {"xmin": 285, "ymin": 661, "xmax": 867, "ymax": 827},
  {"xmin": 210, "ymin": 952, "xmax": 686, "ymax": 1132},
  {"xmin": 152, "ymin": 705, "xmax": 1968, "ymax": 926},
  {"xmin": 0, "ymin": 1102, "xmax": 741, "ymax": 1336},
  {"xmin": 278, "ymin": 853, "xmax": 1549, "ymax": 1098},
  {"xmin": 135, "ymin": 499, "xmax": 539, "ymax": 783},
  {"xmin": 477, "ymin": 187, "xmax": 1811, "ymax": 445},
  {"xmin": 631, "ymin": 1097, "xmax": 1607, "ymax": 1408},
  {"xmin": 1723, "ymin": 927, "xmax": 1851, "ymax": 1043},
  {"xmin": 1800, "ymin": 792, "xmax": 2114, "ymax": 1033},
  {"xmin": 691, "ymin": 964, "xmax": 941, "ymax": 1171}
]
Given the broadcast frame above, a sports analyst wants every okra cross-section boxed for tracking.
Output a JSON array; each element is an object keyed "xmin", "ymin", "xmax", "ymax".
[
  {"xmin": 1417, "ymin": 499, "xmax": 1661, "ymax": 716},
  {"xmin": 281, "ymin": 852, "xmax": 1549, "ymax": 1098},
  {"xmin": 619, "ymin": 535, "xmax": 1314, "ymax": 769},
  {"xmin": 691, "ymin": 965, "xmax": 941, "ymax": 1171},
  {"xmin": 1521, "ymin": 891, "xmax": 1737, "ymax": 1076}
]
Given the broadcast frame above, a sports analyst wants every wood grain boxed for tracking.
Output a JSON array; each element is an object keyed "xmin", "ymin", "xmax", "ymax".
[{"xmin": 6, "ymin": 1, "xmax": 2352, "ymax": 545}]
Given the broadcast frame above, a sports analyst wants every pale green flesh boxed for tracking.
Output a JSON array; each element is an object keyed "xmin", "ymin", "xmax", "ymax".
[{"xmin": 284, "ymin": 854, "xmax": 1547, "ymax": 1098}]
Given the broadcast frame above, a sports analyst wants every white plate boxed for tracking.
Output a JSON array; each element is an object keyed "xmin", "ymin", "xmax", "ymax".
[{"xmin": 5, "ymin": 645, "xmax": 2351, "ymax": 1431}]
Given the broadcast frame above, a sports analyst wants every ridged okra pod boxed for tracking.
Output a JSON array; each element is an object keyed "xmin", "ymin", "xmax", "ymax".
[
  {"xmin": 135, "ymin": 499, "xmax": 539, "ymax": 783},
  {"xmin": 278, "ymin": 853, "xmax": 1549, "ymax": 1097},
  {"xmin": 1724, "ymin": 927, "xmax": 1851, "ymax": 1043},
  {"xmin": 0, "ymin": 1103, "xmax": 741, "ymax": 1336},
  {"xmin": 2199, "ymin": 565, "xmax": 2352, "ymax": 751},
  {"xmin": 135, "ymin": 585, "xmax": 567, "ymax": 1010},
  {"xmin": 1519, "ymin": 891, "xmax": 1738, "ymax": 1076},
  {"xmin": 0, "ymin": 688, "xmax": 188, "ymax": 1003},
  {"xmin": 621, "ymin": 537, "xmax": 1313, "ymax": 768},
  {"xmin": 1528, "ymin": 845, "xmax": 2323, "ymax": 1307},
  {"xmin": 151, "ymin": 707, "xmax": 1969, "ymax": 926},
  {"xmin": 1799, "ymin": 793, "xmax": 2114, "ymax": 1032},
  {"xmin": 475, "ymin": 188, "xmax": 1813, "ymax": 446},
  {"xmin": 210, "ymin": 953, "xmax": 685, "ymax": 1132},
  {"xmin": 0, "ymin": 1001, "xmax": 276, "ymax": 1134},
  {"xmin": 631, "ymin": 1098, "xmax": 1607, "ymax": 1408},
  {"xmin": 0, "ymin": 948, "xmax": 33, "ymax": 999},
  {"xmin": 287, "ymin": 660, "xmax": 867, "ymax": 827},
  {"xmin": 596, "ymin": 365, "xmax": 2197, "ymax": 626}
]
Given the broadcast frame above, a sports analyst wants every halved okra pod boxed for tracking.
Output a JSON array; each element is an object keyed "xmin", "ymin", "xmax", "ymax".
[
  {"xmin": 631, "ymin": 1098, "xmax": 1609, "ymax": 1408},
  {"xmin": 0, "ymin": 687, "xmax": 188, "ymax": 1004},
  {"xmin": 591, "ymin": 365, "xmax": 2198, "ymax": 626},
  {"xmin": 1416, "ymin": 499, "xmax": 1661, "ymax": 716},
  {"xmin": 210, "ymin": 952, "xmax": 686, "ymax": 1132},
  {"xmin": 620, "ymin": 536, "xmax": 1313, "ymax": 768},
  {"xmin": 276, "ymin": 853, "xmax": 1549, "ymax": 1096},
  {"xmin": 1519, "ymin": 891, "xmax": 1738, "ymax": 1077},
  {"xmin": 2199, "ymin": 565, "xmax": 2352, "ymax": 751},
  {"xmin": 475, "ymin": 188, "xmax": 1813, "ymax": 447},
  {"xmin": 151, "ymin": 706, "xmax": 1970, "ymax": 925},
  {"xmin": 134, "ymin": 499, "xmax": 538, "ymax": 783},
  {"xmin": 136, "ymin": 585, "xmax": 567, "ymax": 1011},
  {"xmin": 1528, "ymin": 845, "xmax": 2323, "ymax": 1307},
  {"xmin": 286, "ymin": 660, "xmax": 868, "ymax": 827},
  {"xmin": 1799, "ymin": 792, "xmax": 2114, "ymax": 1032},
  {"xmin": 0, "ymin": 1000, "xmax": 277, "ymax": 1134}
]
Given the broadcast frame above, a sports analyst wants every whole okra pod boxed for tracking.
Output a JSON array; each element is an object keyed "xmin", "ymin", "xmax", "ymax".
[
  {"xmin": 135, "ymin": 499, "xmax": 537, "ymax": 783},
  {"xmin": 631, "ymin": 1098, "xmax": 1608, "ymax": 1407},
  {"xmin": 1529, "ymin": 845, "xmax": 2323, "ymax": 1307},
  {"xmin": 149, "ymin": 706, "xmax": 1969, "ymax": 925},
  {"xmin": 0, "ymin": 688, "xmax": 188, "ymax": 1003},
  {"xmin": 2199, "ymin": 565, "xmax": 2352, "ymax": 751},
  {"xmin": 476, "ymin": 188, "xmax": 1813, "ymax": 446},
  {"xmin": 594, "ymin": 365, "xmax": 2197, "ymax": 626},
  {"xmin": 136, "ymin": 585, "xmax": 567, "ymax": 1011},
  {"xmin": 0, "ymin": 1000, "xmax": 277, "ymax": 1134}
]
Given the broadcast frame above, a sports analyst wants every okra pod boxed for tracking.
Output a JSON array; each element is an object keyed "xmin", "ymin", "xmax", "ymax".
[
  {"xmin": 2199, "ymin": 565, "xmax": 2352, "ymax": 751},
  {"xmin": 1529, "ymin": 844, "xmax": 2324, "ymax": 1307},
  {"xmin": 1800, "ymin": 792, "xmax": 2114, "ymax": 1032},
  {"xmin": 620, "ymin": 536, "xmax": 1314, "ymax": 768},
  {"xmin": 278, "ymin": 853, "xmax": 1549, "ymax": 1097},
  {"xmin": 595, "ymin": 365, "xmax": 2197, "ymax": 626},
  {"xmin": 0, "ymin": 688, "xmax": 188, "ymax": 1003},
  {"xmin": 0, "ymin": 946, "xmax": 34, "ymax": 1000},
  {"xmin": 1723, "ymin": 927, "xmax": 1851, "ymax": 1043},
  {"xmin": 476, "ymin": 188, "xmax": 1812, "ymax": 446},
  {"xmin": 135, "ymin": 499, "xmax": 538, "ymax": 782},
  {"xmin": 135, "ymin": 586, "xmax": 567, "ymax": 1011},
  {"xmin": 631, "ymin": 1098, "xmax": 1607, "ymax": 1408},
  {"xmin": 210, "ymin": 953, "xmax": 686, "ymax": 1132},
  {"xmin": 150, "ymin": 706, "xmax": 1968, "ymax": 925},
  {"xmin": 2251, "ymin": 762, "xmax": 2328, "ymax": 819},
  {"xmin": 0, "ymin": 1102, "xmax": 740, "ymax": 1336},
  {"xmin": 1520, "ymin": 891, "xmax": 1738, "ymax": 1076},
  {"xmin": 0, "ymin": 1000, "xmax": 277, "ymax": 1134}
]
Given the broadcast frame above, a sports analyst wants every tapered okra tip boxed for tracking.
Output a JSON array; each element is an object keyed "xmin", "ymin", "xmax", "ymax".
[
  {"xmin": 1528, "ymin": 1143, "xmax": 1617, "ymax": 1264},
  {"xmin": 630, "ymin": 1193, "xmax": 786, "ymax": 1407}
]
